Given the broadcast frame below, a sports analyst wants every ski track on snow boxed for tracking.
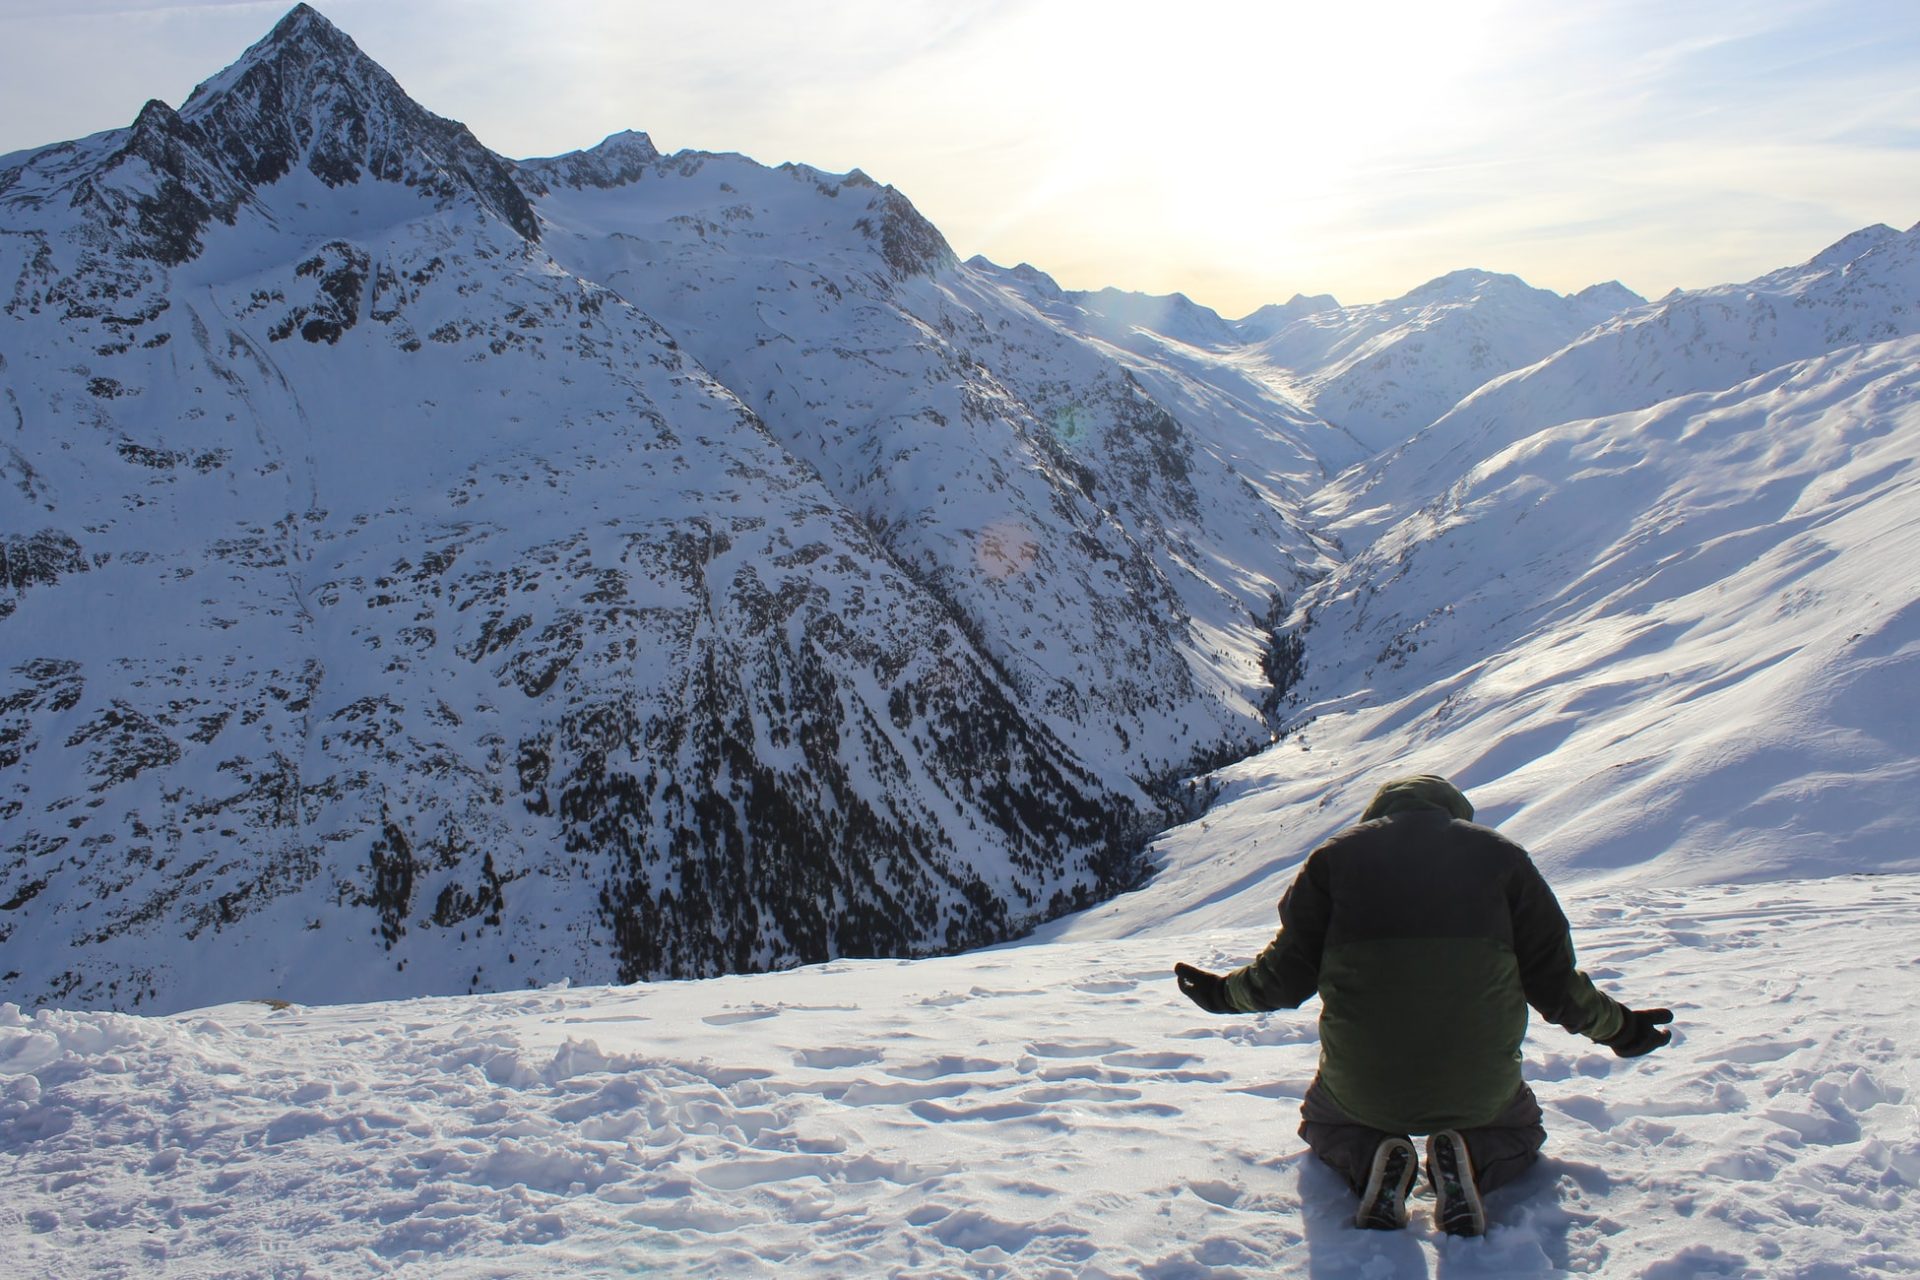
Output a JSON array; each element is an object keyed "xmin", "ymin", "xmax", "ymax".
[{"xmin": 2, "ymin": 877, "xmax": 1916, "ymax": 1278}]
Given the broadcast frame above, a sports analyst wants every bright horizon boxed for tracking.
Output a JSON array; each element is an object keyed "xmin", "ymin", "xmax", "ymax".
[{"xmin": 2, "ymin": 0, "xmax": 1917, "ymax": 315}]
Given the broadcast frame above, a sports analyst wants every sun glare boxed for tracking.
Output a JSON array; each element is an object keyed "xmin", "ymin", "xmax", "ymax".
[{"xmin": 945, "ymin": 0, "xmax": 1510, "ymax": 305}]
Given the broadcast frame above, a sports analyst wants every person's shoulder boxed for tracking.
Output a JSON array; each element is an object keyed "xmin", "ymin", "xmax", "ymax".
[
  {"xmin": 1453, "ymin": 815, "xmax": 1520, "ymax": 841},
  {"xmin": 1311, "ymin": 811, "xmax": 1444, "ymax": 858},
  {"xmin": 1449, "ymin": 817, "xmax": 1534, "ymax": 862},
  {"xmin": 1311, "ymin": 818, "xmax": 1390, "ymax": 854}
]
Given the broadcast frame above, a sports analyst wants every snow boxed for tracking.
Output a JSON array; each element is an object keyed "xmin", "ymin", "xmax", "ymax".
[
  {"xmin": 1224, "ymin": 336, "xmax": 1920, "ymax": 896},
  {"xmin": 3, "ymin": 875, "xmax": 1917, "ymax": 1277},
  {"xmin": 7, "ymin": 47, "xmax": 1239, "ymax": 1007},
  {"xmin": 524, "ymin": 146, "xmax": 1336, "ymax": 780},
  {"xmin": 1313, "ymin": 223, "xmax": 1920, "ymax": 548},
  {"xmin": 7, "ymin": 8, "xmax": 1920, "ymax": 1275},
  {"xmin": 1242, "ymin": 270, "xmax": 1646, "ymax": 454}
]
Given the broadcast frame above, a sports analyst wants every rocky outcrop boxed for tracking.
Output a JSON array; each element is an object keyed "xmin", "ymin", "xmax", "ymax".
[{"xmin": 180, "ymin": 4, "xmax": 540, "ymax": 242}]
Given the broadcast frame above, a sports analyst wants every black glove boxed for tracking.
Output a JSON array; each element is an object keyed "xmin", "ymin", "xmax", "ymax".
[
  {"xmin": 1174, "ymin": 962, "xmax": 1234, "ymax": 1015},
  {"xmin": 1606, "ymin": 1007, "xmax": 1674, "ymax": 1057}
]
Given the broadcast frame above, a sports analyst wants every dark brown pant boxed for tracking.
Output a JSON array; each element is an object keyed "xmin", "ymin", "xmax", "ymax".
[{"xmin": 1298, "ymin": 1076, "xmax": 1546, "ymax": 1196}]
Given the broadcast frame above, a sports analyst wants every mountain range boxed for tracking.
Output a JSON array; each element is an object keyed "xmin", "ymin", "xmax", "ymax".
[{"xmin": 3, "ymin": 4, "xmax": 1915, "ymax": 1019}]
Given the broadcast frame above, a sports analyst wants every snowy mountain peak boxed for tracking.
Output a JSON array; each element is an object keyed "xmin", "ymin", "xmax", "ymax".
[
  {"xmin": 179, "ymin": 2, "xmax": 381, "ymax": 141},
  {"xmin": 1808, "ymin": 222, "xmax": 1901, "ymax": 268},
  {"xmin": 129, "ymin": 96, "xmax": 183, "ymax": 133},
  {"xmin": 1400, "ymin": 267, "xmax": 1531, "ymax": 303},
  {"xmin": 177, "ymin": 2, "xmax": 539, "ymax": 241},
  {"xmin": 1309, "ymin": 218, "xmax": 1920, "ymax": 551},
  {"xmin": 4, "ymin": 2, "xmax": 1328, "ymax": 1014},
  {"xmin": 1572, "ymin": 279, "xmax": 1645, "ymax": 312},
  {"xmin": 0, "ymin": 88, "xmax": 248, "ymax": 269},
  {"xmin": 1068, "ymin": 286, "xmax": 1236, "ymax": 348},
  {"xmin": 970, "ymin": 257, "xmax": 1067, "ymax": 298},
  {"xmin": 250, "ymin": 2, "xmax": 354, "ymax": 62},
  {"xmin": 517, "ymin": 129, "xmax": 662, "ymax": 192},
  {"xmin": 1233, "ymin": 293, "xmax": 1340, "ymax": 341},
  {"xmin": 1245, "ymin": 268, "xmax": 1645, "ymax": 451},
  {"xmin": 863, "ymin": 181, "xmax": 952, "ymax": 279}
]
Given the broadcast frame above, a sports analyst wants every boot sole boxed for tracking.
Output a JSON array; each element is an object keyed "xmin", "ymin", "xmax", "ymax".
[
  {"xmin": 1427, "ymin": 1130, "xmax": 1487, "ymax": 1236},
  {"xmin": 1354, "ymin": 1137, "xmax": 1418, "ymax": 1230}
]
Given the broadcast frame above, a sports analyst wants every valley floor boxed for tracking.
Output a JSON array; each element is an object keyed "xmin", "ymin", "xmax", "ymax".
[{"xmin": 3, "ymin": 875, "xmax": 1917, "ymax": 1278}]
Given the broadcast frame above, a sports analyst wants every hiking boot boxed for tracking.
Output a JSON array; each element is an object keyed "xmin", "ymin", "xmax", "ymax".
[
  {"xmin": 1353, "ymin": 1136, "xmax": 1418, "ymax": 1230},
  {"xmin": 1426, "ymin": 1130, "xmax": 1487, "ymax": 1237}
]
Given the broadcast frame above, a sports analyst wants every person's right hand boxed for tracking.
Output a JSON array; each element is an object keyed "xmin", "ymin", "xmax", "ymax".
[
  {"xmin": 1174, "ymin": 963, "xmax": 1234, "ymax": 1015},
  {"xmin": 1606, "ymin": 1007, "xmax": 1674, "ymax": 1057}
]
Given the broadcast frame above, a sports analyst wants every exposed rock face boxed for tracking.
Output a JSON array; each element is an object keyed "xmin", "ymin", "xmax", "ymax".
[
  {"xmin": 517, "ymin": 131, "xmax": 662, "ymax": 193},
  {"xmin": 0, "ymin": 5, "xmax": 1314, "ymax": 1012},
  {"xmin": 528, "ymin": 137, "xmax": 1333, "ymax": 787},
  {"xmin": 857, "ymin": 182, "xmax": 957, "ymax": 280},
  {"xmin": 0, "ymin": 531, "xmax": 89, "ymax": 618},
  {"xmin": 180, "ymin": 4, "xmax": 540, "ymax": 241},
  {"xmin": 88, "ymin": 99, "xmax": 251, "ymax": 267}
]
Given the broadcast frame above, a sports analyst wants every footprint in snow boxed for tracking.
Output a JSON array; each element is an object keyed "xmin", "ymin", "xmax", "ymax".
[
  {"xmin": 701, "ymin": 1007, "xmax": 781, "ymax": 1026},
  {"xmin": 1024, "ymin": 1039, "xmax": 1130, "ymax": 1059},
  {"xmin": 791, "ymin": 1046, "xmax": 882, "ymax": 1070}
]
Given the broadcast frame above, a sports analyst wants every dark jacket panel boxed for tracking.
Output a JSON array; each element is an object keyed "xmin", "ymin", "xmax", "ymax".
[{"xmin": 1223, "ymin": 809, "xmax": 1625, "ymax": 1132}]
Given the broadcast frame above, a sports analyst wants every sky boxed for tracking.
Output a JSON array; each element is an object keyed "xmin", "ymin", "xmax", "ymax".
[{"xmin": 1, "ymin": 0, "xmax": 1917, "ymax": 315}]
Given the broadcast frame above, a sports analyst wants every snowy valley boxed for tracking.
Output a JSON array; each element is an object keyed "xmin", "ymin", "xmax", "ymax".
[{"xmin": 3, "ymin": 5, "xmax": 1920, "ymax": 1277}]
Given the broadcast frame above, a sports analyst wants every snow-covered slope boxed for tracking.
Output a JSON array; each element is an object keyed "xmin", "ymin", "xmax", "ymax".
[
  {"xmin": 17, "ymin": 309, "xmax": 1907, "ymax": 1272},
  {"xmin": 1064, "ymin": 284, "xmax": 1241, "ymax": 350},
  {"xmin": 1252, "ymin": 270, "xmax": 1646, "ymax": 454},
  {"xmin": 0, "ymin": 5, "xmax": 1332, "ymax": 1012},
  {"xmin": 4, "ymin": 873, "xmax": 1916, "ymax": 1277},
  {"xmin": 1316, "ymin": 224, "xmax": 1920, "ymax": 545},
  {"xmin": 522, "ymin": 152, "xmax": 1338, "ymax": 780},
  {"xmin": 1233, "ymin": 291, "xmax": 1341, "ymax": 343},
  {"xmin": 963, "ymin": 256, "xmax": 1369, "ymax": 500},
  {"xmin": 1123, "ymin": 335, "xmax": 1920, "ymax": 935}
]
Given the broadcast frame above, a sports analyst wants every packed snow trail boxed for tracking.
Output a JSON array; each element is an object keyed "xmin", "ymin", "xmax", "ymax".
[{"xmin": 3, "ymin": 876, "xmax": 1917, "ymax": 1278}]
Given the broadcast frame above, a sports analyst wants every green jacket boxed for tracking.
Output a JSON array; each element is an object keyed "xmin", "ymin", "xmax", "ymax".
[{"xmin": 1224, "ymin": 780, "xmax": 1624, "ymax": 1133}]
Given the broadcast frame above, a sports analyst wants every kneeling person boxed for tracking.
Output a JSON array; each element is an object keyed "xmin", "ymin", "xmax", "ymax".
[{"xmin": 1175, "ymin": 775, "xmax": 1672, "ymax": 1235}]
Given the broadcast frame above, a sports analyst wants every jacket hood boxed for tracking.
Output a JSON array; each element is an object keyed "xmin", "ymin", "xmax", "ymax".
[{"xmin": 1360, "ymin": 774, "xmax": 1474, "ymax": 822}]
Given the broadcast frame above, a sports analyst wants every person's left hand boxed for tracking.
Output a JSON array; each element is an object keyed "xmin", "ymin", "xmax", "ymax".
[
  {"xmin": 1606, "ymin": 1007, "xmax": 1674, "ymax": 1057},
  {"xmin": 1174, "ymin": 962, "xmax": 1234, "ymax": 1014}
]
